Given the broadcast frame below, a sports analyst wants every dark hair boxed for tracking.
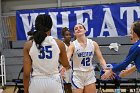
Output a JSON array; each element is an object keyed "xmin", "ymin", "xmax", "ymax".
[
  {"xmin": 61, "ymin": 27, "xmax": 70, "ymax": 37},
  {"xmin": 27, "ymin": 31, "xmax": 34, "ymax": 36},
  {"xmin": 33, "ymin": 14, "xmax": 53, "ymax": 49},
  {"xmin": 27, "ymin": 31, "xmax": 34, "ymax": 40},
  {"xmin": 133, "ymin": 20, "xmax": 140, "ymax": 37}
]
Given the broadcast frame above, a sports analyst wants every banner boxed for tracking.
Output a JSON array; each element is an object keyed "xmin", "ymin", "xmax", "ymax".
[{"xmin": 16, "ymin": 3, "xmax": 140, "ymax": 40}]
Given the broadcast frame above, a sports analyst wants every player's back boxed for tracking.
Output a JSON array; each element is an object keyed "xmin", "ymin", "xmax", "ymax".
[{"xmin": 29, "ymin": 36, "xmax": 60, "ymax": 76}]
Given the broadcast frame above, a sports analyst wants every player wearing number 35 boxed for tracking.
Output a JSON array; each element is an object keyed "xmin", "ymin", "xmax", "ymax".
[
  {"xmin": 23, "ymin": 14, "xmax": 70, "ymax": 93},
  {"xmin": 67, "ymin": 23, "xmax": 107, "ymax": 93}
]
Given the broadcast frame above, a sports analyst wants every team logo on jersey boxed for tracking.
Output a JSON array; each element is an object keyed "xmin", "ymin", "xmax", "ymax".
[{"xmin": 77, "ymin": 52, "xmax": 93, "ymax": 57}]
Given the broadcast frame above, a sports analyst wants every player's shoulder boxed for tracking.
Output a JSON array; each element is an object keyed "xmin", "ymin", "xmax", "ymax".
[
  {"xmin": 54, "ymin": 38, "xmax": 64, "ymax": 45},
  {"xmin": 137, "ymin": 40, "xmax": 140, "ymax": 48},
  {"xmin": 54, "ymin": 38, "xmax": 65, "ymax": 49},
  {"xmin": 23, "ymin": 40, "xmax": 33, "ymax": 51},
  {"xmin": 86, "ymin": 38, "xmax": 96, "ymax": 45},
  {"xmin": 136, "ymin": 43, "xmax": 140, "ymax": 52},
  {"xmin": 24, "ymin": 40, "xmax": 32, "ymax": 47},
  {"xmin": 133, "ymin": 40, "xmax": 140, "ymax": 49}
]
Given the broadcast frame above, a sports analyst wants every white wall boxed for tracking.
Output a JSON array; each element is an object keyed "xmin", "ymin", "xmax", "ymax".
[{"xmin": 1, "ymin": 0, "xmax": 136, "ymax": 16}]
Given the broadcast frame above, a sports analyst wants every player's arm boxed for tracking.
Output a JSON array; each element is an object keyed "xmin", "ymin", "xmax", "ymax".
[
  {"xmin": 55, "ymin": 39, "xmax": 71, "ymax": 70},
  {"xmin": 23, "ymin": 41, "xmax": 32, "ymax": 93},
  {"xmin": 112, "ymin": 46, "xmax": 140, "ymax": 73},
  {"xmin": 67, "ymin": 42, "xmax": 74, "ymax": 62},
  {"xmin": 101, "ymin": 46, "xmax": 139, "ymax": 80},
  {"xmin": 119, "ymin": 65, "xmax": 136, "ymax": 78},
  {"xmin": 93, "ymin": 41, "xmax": 107, "ymax": 69}
]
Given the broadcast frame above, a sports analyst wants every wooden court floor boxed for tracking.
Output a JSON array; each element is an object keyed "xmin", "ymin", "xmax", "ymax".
[{"xmin": 1, "ymin": 86, "xmax": 18, "ymax": 93}]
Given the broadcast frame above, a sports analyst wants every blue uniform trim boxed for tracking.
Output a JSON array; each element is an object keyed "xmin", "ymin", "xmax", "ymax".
[
  {"xmin": 112, "ymin": 40, "xmax": 140, "ymax": 73},
  {"xmin": 63, "ymin": 79, "xmax": 67, "ymax": 84},
  {"xmin": 59, "ymin": 75, "xmax": 65, "ymax": 93},
  {"xmin": 71, "ymin": 71, "xmax": 79, "ymax": 89}
]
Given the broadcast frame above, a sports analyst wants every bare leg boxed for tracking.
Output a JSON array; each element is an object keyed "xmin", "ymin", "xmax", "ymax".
[
  {"xmin": 84, "ymin": 83, "xmax": 96, "ymax": 93},
  {"xmin": 72, "ymin": 88, "xmax": 83, "ymax": 93}
]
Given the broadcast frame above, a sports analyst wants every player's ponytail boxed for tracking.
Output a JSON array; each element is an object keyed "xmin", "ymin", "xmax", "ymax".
[{"xmin": 33, "ymin": 14, "xmax": 53, "ymax": 50}]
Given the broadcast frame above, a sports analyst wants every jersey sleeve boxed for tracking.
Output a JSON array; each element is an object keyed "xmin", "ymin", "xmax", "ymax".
[{"xmin": 112, "ymin": 45, "xmax": 139, "ymax": 73}]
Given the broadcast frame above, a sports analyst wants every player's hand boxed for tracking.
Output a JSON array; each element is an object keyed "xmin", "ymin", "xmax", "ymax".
[
  {"xmin": 60, "ymin": 67, "xmax": 66, "ymax": 79},
  {"xmin": 119, "ymin": 66, "xmax": 136, "ymax": 78},
  {"xmin": 119, "ymin": 70, "xmax": 128, "ymax": 78},
  {"xmin": 101, "ymin": 69, "xmax": 115, "ymax": 80}
]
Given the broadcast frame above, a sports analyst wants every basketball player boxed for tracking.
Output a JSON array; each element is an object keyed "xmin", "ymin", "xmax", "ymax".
[
  {"xmin": 67, "ymin": 23, "xmax": 107, "ymax": 93},
  {"xmin": 60, "ymin": 27, "xmax": 72, "ymax": 93},
  {"xmin": 101, "ymin": 20, "xmax": 140, "ymax": 80},
  {"xmin": 23, "ymin": 14, "xmax": 70, "ymax": 93},
  {"xmin": 61, "ymin": 27, "xmax": 72, "ymax": 47}
]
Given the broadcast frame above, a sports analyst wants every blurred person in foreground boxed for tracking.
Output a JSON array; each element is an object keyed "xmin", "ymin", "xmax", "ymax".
[{"xmin": 101, "ymin": 20, "xmax": 140, "ymax": 80}]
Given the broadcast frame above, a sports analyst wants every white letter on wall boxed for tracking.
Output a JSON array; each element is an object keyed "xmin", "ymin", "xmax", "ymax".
[
  {"xmin": 120, "ymin": 6, "xmax": 140, "ymax": 34},
  {"xmin": 20, "ymin": 13, "xmax": 38, "ymax": 38},
  {"xmin": 99, "ymin": 8, "xmax": 118, "ymax": 37},
  {"xmin": 49, "ymin": 11, "xmax": 70, "ymax": 38}
]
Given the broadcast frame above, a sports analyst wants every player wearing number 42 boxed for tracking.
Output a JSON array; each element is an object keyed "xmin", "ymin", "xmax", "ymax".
[{"xmin": 67, "ymin": 23, "xmax": 107, "ymax": 93}]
